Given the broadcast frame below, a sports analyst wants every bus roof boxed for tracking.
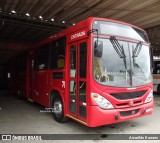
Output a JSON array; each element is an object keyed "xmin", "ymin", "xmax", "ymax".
[{"xmin": 33, "ymin": 17, "xmax": 146, "ymax": 48}]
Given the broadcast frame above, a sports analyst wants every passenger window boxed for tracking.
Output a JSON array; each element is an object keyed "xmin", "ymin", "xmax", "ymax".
[
  {"xmin": 50, "ymin": 37, "xmax": 66, "ymax": 69},
  {"xmin": 70, "ymin": 45, "xmax": 76, "ymax": 78},
  {"xmin": 79, "ymin": 42, "xmax": 87, "ymax": 78},
  {"xmin": 35, "ymin": 44, "xmax": 50, "ymax": 70}
]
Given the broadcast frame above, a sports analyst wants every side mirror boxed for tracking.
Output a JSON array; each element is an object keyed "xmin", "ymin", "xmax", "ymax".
[
  {"xmin": 94, "ymin": 41, "xmax": 103, "ymax": 58},
  {"xmin": 150, "ymin": 46, "xmax": 154, "ymax": 69}
]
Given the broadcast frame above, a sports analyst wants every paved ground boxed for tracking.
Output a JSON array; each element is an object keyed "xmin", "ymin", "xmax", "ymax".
[{"xmin": 0, "ymin": 90, "xmax": 160, "ymax": 143}]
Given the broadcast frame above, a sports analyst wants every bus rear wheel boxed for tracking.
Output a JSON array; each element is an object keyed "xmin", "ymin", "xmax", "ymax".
[{"xmin": 51, "ymin": 94, "xmax": 69, "ymax": 123}]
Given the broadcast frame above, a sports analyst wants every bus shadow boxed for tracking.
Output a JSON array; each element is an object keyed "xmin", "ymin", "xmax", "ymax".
[{"xmin": 12, "ymin": 92, "xmax": 146, "ymax": 135}]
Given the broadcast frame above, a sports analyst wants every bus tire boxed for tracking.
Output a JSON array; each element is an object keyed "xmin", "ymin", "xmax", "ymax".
[
  {"xmin": 51, "ymin": 94, "xmax": 69, "ymax": 123},
  {"xmin": 157, "ymin": 84, "xmax": 160, "ymax": 94}
]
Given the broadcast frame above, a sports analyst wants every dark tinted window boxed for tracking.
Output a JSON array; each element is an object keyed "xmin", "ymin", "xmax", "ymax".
[
  {"xmin": 35, "ymin": 44, "xmax": 50, "ymax": 70},
  {"xmin": 80, "ymin": 42, "xmax": 87, "ymax": 78},
  {"xmin": 50, "ymin": 37, "xmax": 66, "ymax": 69}
]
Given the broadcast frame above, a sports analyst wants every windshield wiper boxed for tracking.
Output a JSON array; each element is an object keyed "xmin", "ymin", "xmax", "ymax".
[
  {"xmin": 110, "ymin": 36, "xmax": 131, "ymax": 84},
  {"xmin": 132, "ymin": 41, "xmax": 142, "ymax": 58},
  {"xmin": 132, "ymin": 42, "xmax": 142, "ymax": 69},
  {"xmin": 110, "ymin": 36, "xmax": 127, "ymax": 69}
]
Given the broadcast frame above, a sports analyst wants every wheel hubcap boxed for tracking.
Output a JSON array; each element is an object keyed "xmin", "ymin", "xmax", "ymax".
[{"xmin": 53, "ymin": 99, "xmax": 62, "ymax": 117}]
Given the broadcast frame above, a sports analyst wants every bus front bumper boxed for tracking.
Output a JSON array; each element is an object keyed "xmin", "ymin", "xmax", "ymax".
[{"xmin": 87, "ymin": 100, "xmax": 153, "ymax": 127}]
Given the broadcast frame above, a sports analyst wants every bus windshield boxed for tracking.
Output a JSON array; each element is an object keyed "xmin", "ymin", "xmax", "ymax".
[
  {"xmin": 93, "ymin": 38, "xmax": 152, "ymax": 87},
  {"xmin": 93, "ymin": 20, "xmax": 149, "ymax": 42}
]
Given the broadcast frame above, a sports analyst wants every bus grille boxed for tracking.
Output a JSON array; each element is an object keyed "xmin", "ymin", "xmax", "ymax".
[{"xmin": 110, "ymin": 90, "xmax": 147, "ymax": 100}]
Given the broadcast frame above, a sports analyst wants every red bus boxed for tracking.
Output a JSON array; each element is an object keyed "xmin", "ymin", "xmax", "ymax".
[{"xmin": 13, "ymin": 17, "xmax": 153, "ymax": 127}]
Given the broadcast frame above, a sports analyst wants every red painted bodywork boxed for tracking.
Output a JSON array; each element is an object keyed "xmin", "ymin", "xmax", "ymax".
[{"xmin": 9, "ymin": 17, "xmax": 153, "ymax": 127}]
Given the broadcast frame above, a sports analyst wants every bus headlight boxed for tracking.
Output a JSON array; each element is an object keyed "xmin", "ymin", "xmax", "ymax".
[
  {"xmin": 144, "ymin": 90, "xmax": 153, "ymax": 103},
  {"xmin": 91, "ymin": 93, "xmax": 114, "ymax": 109}
]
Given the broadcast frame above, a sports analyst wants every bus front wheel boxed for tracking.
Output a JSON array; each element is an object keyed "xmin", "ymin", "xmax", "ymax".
[{"xmin": 51, "ymin": 94, "xmax": 69, "ymax": 123}]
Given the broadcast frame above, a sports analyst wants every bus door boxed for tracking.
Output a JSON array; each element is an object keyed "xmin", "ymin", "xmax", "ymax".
[{"xmin": 68, "ymin": 40, "xmax": 87, "ymax": 121}]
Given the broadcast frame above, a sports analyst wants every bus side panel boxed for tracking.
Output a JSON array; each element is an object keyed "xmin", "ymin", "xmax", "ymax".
[{"xmin": 48, "ymin": 70, "xmax": 66, "ymax": 108}]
